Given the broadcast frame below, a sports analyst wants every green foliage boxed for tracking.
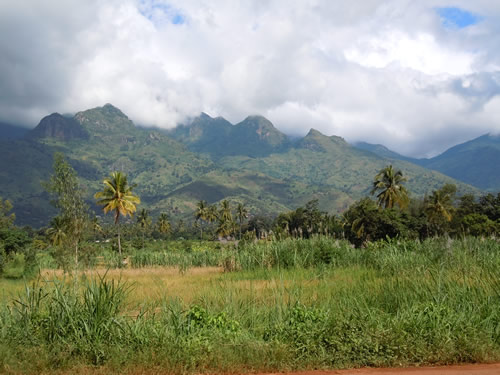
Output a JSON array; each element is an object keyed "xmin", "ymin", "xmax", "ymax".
[
  {"xmin": 2, "ymin": 237, "xmax": 500, "ymax": 372},
  {"xmin": 371, "ymin": 165, "xmax": 409, "ymax": 209},
  {"xmin": 0, "ymin": 243, "xmax": 5, "ymax": 274},
  {"xmin": 95, "ymin": 171, "xmax": 140, "ymax": 256},
  {"xmin": 425, "ymin": 184, "xmax": 457, "ymax": 236},
  {"xmin": 342, "ymin": 198, "xmax": 411, "ymax": 247},
  {"xmin": 45, "ymin": 153, "xmax": 89, "ymax": 266},
  {"xmin": 0, "ymin": 197, "xmax": 15, "ymax": 228},
  {"xmin": 274, "ymin": 199, "xmax": 342, "ymax": 239},
  {"xmin": 10, "ymin": 275, "xmax": 130, "ymax": 365},
  {"xmin": 186, "ymin": 305, "xmax": 240, "ymax": 334},
  {"xmin": 461, "ymin": 214, "xmax": 497, "ymax": 236},
  {"xmin": 0, "ymin": 227, "xmax": 31, "ymax": 255},
  {"xmin": 0, "ymin": 104, "xmax": 481, "ymax": 228},
  {"xmin": 156, "ymin": 213, "xmax": 171, "ymax": 236},
  {"xmin": 2, "ymin": 253, "xmax": 26, "ymax": 279}
]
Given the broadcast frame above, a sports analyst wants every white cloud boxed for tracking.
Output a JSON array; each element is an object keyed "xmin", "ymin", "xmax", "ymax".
[
  {"xmin": 0, "ymin": 0, "xmax": 499, "ymax": 157},
  {"xmin": 344, "ymin": 31, "xmax": 475, "ymax": 76}
]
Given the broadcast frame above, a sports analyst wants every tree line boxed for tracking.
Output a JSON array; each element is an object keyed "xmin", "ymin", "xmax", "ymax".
[{"xmin": 1, "ymin": 158, "xmax": 500, "ymax": 276}]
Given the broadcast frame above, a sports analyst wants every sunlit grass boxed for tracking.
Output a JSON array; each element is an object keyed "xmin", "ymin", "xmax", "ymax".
[{"xmin": 1, "ymin": 237, "xmax": 500, "ymax": 373}]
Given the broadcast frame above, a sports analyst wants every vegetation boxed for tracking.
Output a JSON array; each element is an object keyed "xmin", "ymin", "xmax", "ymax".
[
  {"xmin": 94, "ymin": 171, "xmax": 141, "ymax": 257},
  {"xmin": 0, "ymin": 104, "xmax": 481, "ymax": 227},
  {"xmin": 1, "ymin": 237, "xmax": 500, "ymax": 374},
  {"xmin": 371, "ymin": 165, "xmax": 409, "ymax": 209},
  {"xmin": 44, "ymin": 153, "xmax": 88, "ymax": 267},
  {"xmin": 0, "ymin": 104, "xmax": 499, "ymax": 373}
]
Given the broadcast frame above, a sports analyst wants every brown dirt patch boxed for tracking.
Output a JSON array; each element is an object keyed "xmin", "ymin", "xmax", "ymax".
[
  {"xmin": 39, "ymin": 363, "xmax": 500, "ymax": 375},
  {"xmin": 284, "ymin": 363, "xmax": 500, "ymax": 375}
]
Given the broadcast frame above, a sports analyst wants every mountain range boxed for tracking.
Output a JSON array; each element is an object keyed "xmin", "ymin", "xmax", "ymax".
[
  {"xmin": 354, "ymin": 133, "xmax": 500, "ymax": 191},
  {"xmin": 0, "ymin": 104, "xmax": 493, "ymax": 227}
]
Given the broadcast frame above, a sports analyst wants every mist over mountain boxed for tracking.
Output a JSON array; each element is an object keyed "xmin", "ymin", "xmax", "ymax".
[{"xmin": 0, "ymin": 104, "xmax": 485, "ymax": 227}]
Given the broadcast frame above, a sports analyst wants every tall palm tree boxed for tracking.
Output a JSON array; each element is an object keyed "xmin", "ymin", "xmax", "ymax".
[
  {"xmin": 137, "ymin": 208, "xmax": 151, "ymax": 248},
  {"xmin": 195, "ymin": 200, "xmax": 208, "ymax": 240},
  {"xmin": 236, "ymin": 203, "xmax": 249, "ymax": 239},
  {"xmin": 371, "ymin": 165, "xmax": 409, "ymax": 209},
  {"xmin": 217, "ymin": 200, "xmax": 234, "ymax": 238},
  {"xmin": 94, "ymin": 171, "xmax": 140, "ymax": 257},
  {"xmin": 425, "ymin": 185, "xmax": 455, "ymax": 235},
  {"xmin": 206, "ymin": 204, "xmax": 218, "ymax": 237},
  {"xmin": 156, "ymin": 213, "xmax": 171, "ymax": 238}
]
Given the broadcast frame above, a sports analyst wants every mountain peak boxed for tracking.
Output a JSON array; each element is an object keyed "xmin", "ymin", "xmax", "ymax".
[
  {"xmin": 239, "ymin": 115, "xmax": 275, "ymax": 129},
  {"xmin": 199, "ymin": 112, "xmax": 213, "ymax": 120},
  {"xmin": 306, "ymin": 128, "xmax": 324, "ymax": 137},
  {"xmin": 27, "ymin": 113, "xmax": 89, "ymax": 141},
  {"xmin": 100, "ymin": 103, "xmax": 128, "ymax": 118},
  {"xmin": 233, "ymin": 115, "xmax": 289, "ymax": 151},
  {"xmin": 297, "ymin": 128, "xmax": 348, "ymax": 152},
  {"xmin": 75, "ymin": 104, "xmax": 134, "ymax": 134}
]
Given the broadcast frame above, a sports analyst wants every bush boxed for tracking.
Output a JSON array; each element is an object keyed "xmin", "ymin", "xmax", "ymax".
[{"xmin": 3, "ymin": 253, "xmax": 26, "ymax": 279}]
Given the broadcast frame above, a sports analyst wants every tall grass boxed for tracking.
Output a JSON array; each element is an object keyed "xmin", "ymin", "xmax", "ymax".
[{"xmin": 1, "ymin": 237, "xmax": 500, "ymax": 373}]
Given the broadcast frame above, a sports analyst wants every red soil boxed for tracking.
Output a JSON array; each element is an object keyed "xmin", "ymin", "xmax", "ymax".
[{"xmin": 269, "ymin": 363, "xmax": 500, "ymax": 375}]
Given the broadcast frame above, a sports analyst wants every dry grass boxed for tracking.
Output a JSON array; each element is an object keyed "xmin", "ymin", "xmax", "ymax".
[
  {"xmin": 2, "ymin": 266, "xmax": 374, "ymax": 308},
  {"xmin": 37, "ymin": 266, "xmax": 225, "ymax": 305}
]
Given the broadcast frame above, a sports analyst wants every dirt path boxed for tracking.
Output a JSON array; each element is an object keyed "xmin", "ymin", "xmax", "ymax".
[{"xmin": 273, "ymin": 363, "xmax": 500, "ymax": 375}]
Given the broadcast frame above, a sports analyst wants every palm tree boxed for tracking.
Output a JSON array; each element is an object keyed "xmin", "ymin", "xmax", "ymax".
[
  {"xmin": 206, "ymin": 204, "xmax": 218, "ymax": 238},
  {"xmin": 236, "ymin": 203, "xmax": 248, "ymax": 239},
  {"xmin": 94, "ymin": 171, "xmax": 140, "ymax": 257},
  {"xmin": 156, "ymin": 213, "xmax": 171, "ymax": 238},
  {"xmin": 91, "ymin": 215, "xmax": 103, "ymax": 237},
  {"xmin": 195, "ymin": 200, "xmax": 208, "ymax": 240},
  {"xmin": 425, "ymin": 185, "xmax": 455, "ymax": 235},
  {"xmin": 136, "ymin": 208, "xmax": 151, "ymax": 248},
  {"xmin": 371, "ymin": 165, "xmax": 409, "ymax": 209},
  {"xmin": 46, "ymin": 216, "xmax": 67, "ymax": 247},
  {"xmin": 217, "ymin": 200, "xmax": 234, "ymax": 238}
]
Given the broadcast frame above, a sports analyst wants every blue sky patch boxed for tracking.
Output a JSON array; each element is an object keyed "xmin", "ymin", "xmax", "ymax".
[
  {"xmin": 437, "ymin": 7, "xmax": 483, "ymax": 28},
  {"xmin": 139, "ymin": 1, "xmax": 185, "ymax": 26}
]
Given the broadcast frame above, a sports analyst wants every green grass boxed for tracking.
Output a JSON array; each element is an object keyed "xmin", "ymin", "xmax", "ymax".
[{"xmin": 1, "ymin": 237, "xmax": 500, "ymax": 374}]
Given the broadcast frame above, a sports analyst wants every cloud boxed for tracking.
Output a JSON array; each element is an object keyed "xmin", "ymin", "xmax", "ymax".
[{"xmin": 0, "ymin": 0, "xmax": 499, "ymax": 157}]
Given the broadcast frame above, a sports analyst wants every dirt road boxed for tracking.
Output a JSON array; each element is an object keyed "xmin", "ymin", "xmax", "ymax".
[{"xmin": 272, "ymin": 363, "xmax": 500, "ymax": 375}]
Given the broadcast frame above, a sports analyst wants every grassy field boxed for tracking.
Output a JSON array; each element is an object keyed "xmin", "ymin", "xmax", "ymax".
[{"xmin": 1, "ymin": 237, "xmax": 500, "ymax": 374}]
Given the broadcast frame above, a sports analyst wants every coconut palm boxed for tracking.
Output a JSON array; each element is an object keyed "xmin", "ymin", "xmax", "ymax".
[
  {"xmin": 195, "ymin": 200, "xmax": 208, "ymax": 240},
  {"xmin": 46, "ymin": 216, "xmax": 67, "ymax": 247},
  {"xmin": 217, "ymin": 200, "xmax": 234, "ymax": 238},
  {"xmin": 156, "ymin": 213, "xmax": 171, "ymax": 237},
  {"xmin": 137, "ymin": 208, "xmax": 151, "ymax": 248},
  {"xmin": 94, "ymin": 171, "xmax": 140, "ymax": 257},
  {"xmin": 236, "ymin": 203, "xmax": 249, "ymax": 239},
  {"xmin": 205, "ymin": 204, "xmax": 218, "ymax": 237},
  {"xmin": 425, "ymin": 184, "xmax": 456, "ymax": 235},
  {"xmin": 371, "ymin": 165, "xmax": 409, "ymax": 209}
]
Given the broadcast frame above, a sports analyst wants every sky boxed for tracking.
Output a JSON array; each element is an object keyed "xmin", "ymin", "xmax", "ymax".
[{"xmin": 1, "ymin": 1, "xmax": 500, "ymax": 157}]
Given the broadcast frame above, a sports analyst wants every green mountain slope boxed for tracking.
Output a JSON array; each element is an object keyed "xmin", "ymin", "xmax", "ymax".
[
  {"xmin": 418, "ymin": 134, "xmax": 500, "ymax": 191},
  {"xmin": 218, "ymin": 128, "xmax": 478, "ymax": 208},
  {"xmin": 354, "ymin": 134, "xmax": 500, "ymax": 191},
  {"xmin": 0, "ymin": 105, "xmax": 215, "ymax": 226},
  {"xmin": 0, "ymin": 104, "xmax": 481, "ymax": 227},
  {"xmin": 170, "ymin": 113, "xmax": 290, "ymax": 158},
  {"xmin": 353, "ymin": 141, "xmax": 419, "ymax": 164}
]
